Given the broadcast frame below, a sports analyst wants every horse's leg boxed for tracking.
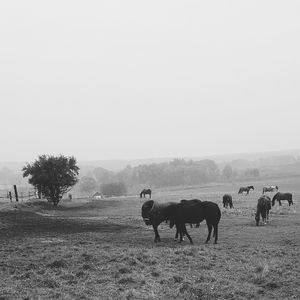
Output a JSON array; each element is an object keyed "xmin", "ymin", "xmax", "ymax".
[
  {"xmin": 153, "ymin": 225, "xmax": 160, "ymax": 242},
  {"xmin": 179, "ymin": 225, "xmax": 184, "ymax": 243},
  {"xmin": 184, "ymin": 226, "xmax": 193, "ymax": 244},
  {"xmin": 174, "ymin": 229, "xmax": 178, "ymax": 241},
  {"xmin": 205, "ymin": 222, "xmax": 212, "ymax": 243},
  {"xmin": 212, "ymin": 223, "xmax": 218, "ymax": 244},
  {"xmin": 279, "ymin": 200, "xmax": 282, "ymax": 206}
]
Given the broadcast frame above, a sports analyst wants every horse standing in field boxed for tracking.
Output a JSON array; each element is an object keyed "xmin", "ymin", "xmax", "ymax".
[
  {"xmin": 263, "ymin": 185, "xmax": 278, "ymax": 194},
  {"xmin": 223, "ymin": 194, "xmax": 233, "ymax": 208},
  {"xmin": 140, "ymin": 189, "xmax": 152, "ymax": 199},
  {"xmin": 169, "ymin": 200, "xmax": 221, "ymax": 244},
  {"xmin": 238, "ymin": 186, "xmax": 254, "ymax": 195},
  {"xmin": 141, "ymin": 200, "xmax": 178, "ymax": 242},
  {"xmin": 272, "ymin": 192, "xmax": 293, "ymax": 206},
  {"xmin": 141, "ymin": 199, "xmax": 221, "ymax": 244},
  {"xmin": 255, "ymin": 195, "xmax": 272, "ymax": 226}
]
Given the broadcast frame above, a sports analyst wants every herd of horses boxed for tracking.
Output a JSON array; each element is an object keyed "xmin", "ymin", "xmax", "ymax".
[{"xmin": 140, "ymin": 186, "xmax": 294, "ymax": 244}]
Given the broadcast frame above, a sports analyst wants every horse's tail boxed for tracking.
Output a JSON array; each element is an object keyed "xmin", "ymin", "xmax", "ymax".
[{"xmin": 216, "ymin": 204, "xmax": 221, "ymax": 224}]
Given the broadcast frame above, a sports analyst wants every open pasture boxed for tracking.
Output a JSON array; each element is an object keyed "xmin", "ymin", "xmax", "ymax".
[{"xmin": 0, "ymin": 177, "xmax": 299, "ymax": 299}]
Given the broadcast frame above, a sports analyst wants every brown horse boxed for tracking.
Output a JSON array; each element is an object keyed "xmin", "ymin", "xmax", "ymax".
[
  {"xmin": 223, "ymin": 194, "xmax": 233, "ymax": 208},
  {"xmin": 272, "ymin": 192, "xmax": 293, "ymax": 206},
  {"xmin": 140, "ymin": 189, "xmax": 152, "ymax": 199},
  {"xmin": 263, "ymin": 185, "xmax": 278, "ymax": 194},
  {"xmin": 238, "ymin": 186, "xmax": 254, "ymax": 195},
  {"xmin": 255, "ymin": 195, "xmax": 271, "ymax": 226}
]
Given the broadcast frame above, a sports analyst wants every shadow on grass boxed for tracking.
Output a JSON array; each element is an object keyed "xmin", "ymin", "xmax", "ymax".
[{"xmin": 0, "ymin": 210, "xmax": 136, "ymax": 239}]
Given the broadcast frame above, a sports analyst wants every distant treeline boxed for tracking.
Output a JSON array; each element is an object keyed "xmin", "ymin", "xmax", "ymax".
[{"xmin": 76, "ymin": 158, "xmax": 263, "ymax": 196}]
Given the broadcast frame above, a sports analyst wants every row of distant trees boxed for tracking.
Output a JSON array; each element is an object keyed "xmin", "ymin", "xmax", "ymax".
[
  {"xmin": 221, "ymin": 165, "xmax": 260, "ymax": 180},
  {"xmin": 78, "ymin": 159, "xmax": 260, "ymax": 196},
  {"xmin": 8, "ymin": 155, "xmax": 261, "ymax": 206}
]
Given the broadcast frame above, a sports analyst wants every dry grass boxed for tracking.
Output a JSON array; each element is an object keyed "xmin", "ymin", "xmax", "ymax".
[{"xmin": 0, "ymin": 176, "xmax": 299, "ymax": 299}]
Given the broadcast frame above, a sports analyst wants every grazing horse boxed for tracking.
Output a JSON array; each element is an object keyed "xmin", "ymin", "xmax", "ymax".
[
  {"xmin": 169, "ymin": 200, "xmax": 221, "ymax": 244},
  {"xmin": 272, "ymin": 192, "xmax": 293, "ymax": 206},
  {"xmin": 223, "ymin": 194, "xmax": 233, "ymax": 208},
  {"xmin": 142, "ymin": 200, "xmax": 178, "ymax": 242},
  {"xmin": 140, "ymin": 189, "xmax": 152, "ymax": 199},
  {"xmin": 238, "ymin": 186, "xmax": 254, "ymax": 195},
  {"xmin": 263, "ymin": 186, "xmax": 278, "ymax": 194},
  {"xmin": 255, "ymin": 195, "xmax": 272, "ymax": 226}
]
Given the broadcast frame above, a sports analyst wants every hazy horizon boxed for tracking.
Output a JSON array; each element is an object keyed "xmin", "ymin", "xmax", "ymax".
[{"xmin": 1, "ymin": 1, "xmax": 300, "ymax": 162}]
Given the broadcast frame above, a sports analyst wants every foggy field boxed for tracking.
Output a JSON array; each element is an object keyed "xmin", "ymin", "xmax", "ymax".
[{"xmin": 0, "ymin": 176, "xmax": 299, "ymax": 299}]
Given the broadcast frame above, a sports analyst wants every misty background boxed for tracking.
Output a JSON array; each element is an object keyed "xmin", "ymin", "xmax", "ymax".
[{"xmin": 1, "ymin": 1, "xmax": 300, "ymax": 195}]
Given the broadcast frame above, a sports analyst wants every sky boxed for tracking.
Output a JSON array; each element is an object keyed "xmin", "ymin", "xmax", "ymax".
[{"xmin": 1, "ymin": 1, "xmax": 300, "ymax": 162}]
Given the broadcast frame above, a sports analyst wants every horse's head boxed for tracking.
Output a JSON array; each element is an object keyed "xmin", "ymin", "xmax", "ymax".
[
  {"xmin": 249, "ymin": 186, "xmax": 254, "ymax": 190},
  {"xmin": 141, "ymin": 200, "xmax": 154, "ymax": 225},
  {"xmin": 271, "ymin": 193, "xmax": 278, "ymax": 206}
]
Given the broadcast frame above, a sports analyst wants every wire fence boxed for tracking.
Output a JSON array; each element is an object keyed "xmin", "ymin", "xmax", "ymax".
[{"xmin": 0, "ymin": 185, "xmax": 37, "ymax": 202}]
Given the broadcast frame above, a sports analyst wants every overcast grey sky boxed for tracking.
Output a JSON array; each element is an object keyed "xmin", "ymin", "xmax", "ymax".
[{"xmin": 1, "ymin": 1, "xmax": 300, "ymax": 162}]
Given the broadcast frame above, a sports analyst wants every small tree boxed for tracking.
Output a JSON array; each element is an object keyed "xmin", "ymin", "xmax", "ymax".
[{"xmin": 22, "ymin": 155, "xmax": 79, "ymax": 206}]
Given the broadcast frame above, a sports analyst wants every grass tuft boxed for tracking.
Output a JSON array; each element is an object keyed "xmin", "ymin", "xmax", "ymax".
[
  {"xmin": 118, "ymin": 276, "xmax": 136, "ymax": 284},
  {"xmin": 47, "ymin": 259, "xmax": 67, "ymax": 269},
  {"xmin": 253, "ymin": 261, "xmax": 269, "ymax": 284}
]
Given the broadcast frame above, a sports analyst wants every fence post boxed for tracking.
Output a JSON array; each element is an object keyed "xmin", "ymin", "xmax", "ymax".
[
  {"xmin": 9, "ymin": 191, "xmax": 12, "ymax": 202},
  {"xmin": 13, "ymin": 185, "xmax": 19, "ymax": 202}
]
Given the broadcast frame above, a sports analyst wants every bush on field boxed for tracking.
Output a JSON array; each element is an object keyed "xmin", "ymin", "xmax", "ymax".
[{"xmin": 100, "ymin": 182, "xmax": 127, "ymax": 197}]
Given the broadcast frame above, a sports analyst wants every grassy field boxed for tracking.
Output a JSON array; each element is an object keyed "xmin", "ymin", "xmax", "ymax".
[{"xmin": 0, "ymin": 176, "xmax": 299, "ymax": 299}]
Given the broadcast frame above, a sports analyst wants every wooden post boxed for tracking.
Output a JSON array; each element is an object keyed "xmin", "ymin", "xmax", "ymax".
[
  {"xmin": 8, "ymin": 192, "xmax": 12, "ymax": 202},
  {"xmin": 28, "ymin": 191, "xmax": 31, "ymax": 200},
  {"xmin": 21, "ymin": 192, "xmax": 23, "ymax": 202},
  {"xmin": 13, "ymin": 185, "xmax": 19, "ymax": 202}
]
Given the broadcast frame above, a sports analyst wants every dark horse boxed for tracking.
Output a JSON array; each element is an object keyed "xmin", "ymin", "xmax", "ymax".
[
  {"xmin": 142, "ymin": 200, "xmax": 177, "ymax": 242},
  {"xmin": 142, "ymin": 199, "xmax": 221, "ymax": 244},
  {"xmin": 263, "ymin": 185, "xmax": 278, "ymax": 194},
  {"xmin": 255, "ymin": 195, "xmax": 271, "ymax": 226},
  {"xmin": 169, "ymin": 200, "xmax": 221, "ymax": 244},
  {"xmin": 238, "ymin": 186, "xmax": 254, "ymax": 195},
  {"xmin": 272, "ymin": 192, "xmax": 293, "ymax": 206},
  {"xmin": 140, "ymin": 189, "xmax": 152, "ymax": 199},
  {"xmin": 223, "ymin": 194, "xmax": 233, "ymax": 208}
]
